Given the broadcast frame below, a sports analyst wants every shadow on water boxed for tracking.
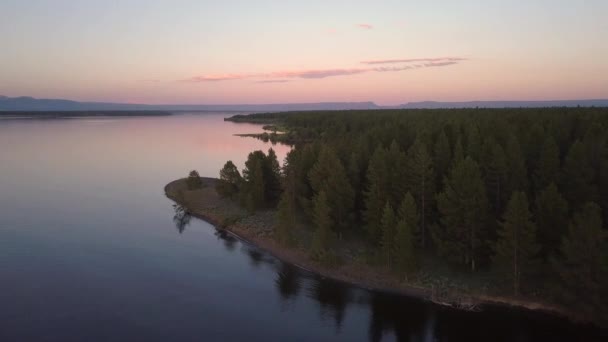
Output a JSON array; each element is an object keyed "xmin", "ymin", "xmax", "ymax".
[{"xmin": 171, "ymin": 210, "xmax": 608, "ymax": 342}]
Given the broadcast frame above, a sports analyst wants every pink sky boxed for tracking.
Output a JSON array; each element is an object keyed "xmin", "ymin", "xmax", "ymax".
[{"xmin": 1, "ymin": 1, "xmax": 607, "ymax": 105}]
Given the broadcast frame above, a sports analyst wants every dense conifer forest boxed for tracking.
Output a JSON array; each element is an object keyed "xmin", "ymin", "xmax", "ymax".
[{"xmin": 219, "ymin": 108, "xmax": 608, "ymax": 324}]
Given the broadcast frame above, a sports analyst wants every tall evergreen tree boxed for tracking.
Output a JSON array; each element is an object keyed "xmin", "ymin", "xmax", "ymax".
[
  {"xmin": 265, "ymin": 148, "xmax": 283, "ymax": 204},
  {"xmin": 395, "ymin": 193, "xmax": 418, "ymax": 278},
  {"xmin": 481, "ymin": 138, "xmax": 508, "ymax": 216},
  {"xmin": 380, "ymin": 202, "xmax": 396, "ymax": 268},
  {"xmin": 407, "ymin": 138, "xmax": 434, "ymax": 248},
  {"xmin": 276, "ymin": 166, "xmax": 297, "ymax": 245},
  {"xmin": 217, "ymin": 160, "xmax": 242, "ymax": 198},
  {"xmin": 551, "ymin": 202, "xmax": 607, "ymax": 321},
  {"xmin": 309, "ymin": 147, "xmax": 354, "ymax": 238},
  {"xmin": 534, "ymin": 136, "xmax": 560, "ymax": 191},
  {"xmin": 386, "ymin": 140, "xmax": 408, "ymax": 206},
  {"xmin": 505, "ymin": 135, "xmax": 528, "ymax": 194},
  {"xmin": 433, "ymin": 129, "xmax": 452, "ymax": 185},
  {"xmin": 311, "ymin": 191, "xmax": 335, "ymax": 262},
  {"xmin": 398, "ymin": 193, "xmax": 419, "ymax": 234},
  {"xmin": 561, "ymin": 140, "xmax": 598, "ymax": 208},
  {"xmin": 436, "ymin": 157, "xmax": 489, "ymax": 271},
  {"xmin": 364, "ymin": 146, "xmax": 390, "ymax": 242},
  {"xmin": 535, "ymin": 183, "xmax": 568, "ymax": 261},
  {"xmin": 493, "ymin": 191, "xmax": 538, "ymax": 295}
]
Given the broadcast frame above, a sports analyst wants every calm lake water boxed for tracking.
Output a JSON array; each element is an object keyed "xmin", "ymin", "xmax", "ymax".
[{"xmin": 0, "ymin": 113, "xmax": 605, "ymax": 341}]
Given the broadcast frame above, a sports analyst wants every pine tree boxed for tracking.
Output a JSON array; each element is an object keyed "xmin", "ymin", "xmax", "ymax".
[
  {"xmin": 535, "ymin": 183, "xmax": 568, "ymax": 261},
  {"xmin": 380, "ymin": 202, "xmax": 396, "ymax": 268},
  {"xmin": 395, "ymin": 193, "xmax": 418, "ymax": 278},
  {"xmin": 364, "ymin": 146, "xmax": 390, "ymax": 242},
  {"xmin": 436, "ymin": 157, "xmax": 489, "ymax": 271},
  {"xmin": 433, "ymin": 129, "xmax": 452, "ymax": 185},
  {"xmin": 397, "ymin": 192, "xmax": 419, "ymax": 232},
  {"xmin": 186, "ymin": 170, "xmax": 203, "ymax": 190},
  {"xmin": 551, "ymin": 202, "xmax": 607, "ymax": 321},
  {"xmin": 264, "ymin": 148, "xmax": 282, "ymax": 204},
  {"xmin": 217, "ymin": 161, "xmax": 242, "ymax": 198},
  {"xmin": 247, "ymin": 159, "xmax": 265, "ymax": 213},
  {"xmin": 493, "ymin": 191, "xmax": 538, "ymax": 295},
  {"xmin": 311, "ymin": 191, "xmax": 335, "ymax": 262},
  {"xmin": 534, "ymin": 136, "xmax": 560, "ymax": 191},
  {"xmin": 505, "ymin": 135, "xmax": 528, "ymax": 194},
  {"xmin": 309, "ymin": 147, "xmax": 354, "ymax": 238},
  {"xmin": 386, "ymin": 140, "xmax": 408, "ymax": 205},
  {"xmin": 407, "ymin": 138, "xmax": 434, "ymax": 248},
  {"xmin": 465, "ymin": 122, "xmax": 482, "ymax": 162},
  {"xmin": 561, "ymin": 140, "xmax": 598, "ymax": 208},
  {"xmin": 276, "ymin": 167, "xmax": 297, "ymax": 245},
  {"xmin": 481, "ymin": 139, "xmax": 507, "ymax": 215}
]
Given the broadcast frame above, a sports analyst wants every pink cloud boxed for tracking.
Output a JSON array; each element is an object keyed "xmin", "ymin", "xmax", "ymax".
[
  {"xmin": 185, "ymin": 73, "xmax": 252, "ymax": 82},
  {"xmin": 269, "ymin": 68, "xmax": 367, "ymax": 79},
  {"xmin": 361, "ymin": 57, "xmax": 467, "ymax": 65},
  {"xmin": 183, "ymin": 56, "xmax": 466, "ymax": 83},
  {"xmin": 357, "ymin": 23, "xmax": 373, "ymax": 29},
  {"xmin": 254, "ymin": 79, "xmax": 291, "ymax": 84}
]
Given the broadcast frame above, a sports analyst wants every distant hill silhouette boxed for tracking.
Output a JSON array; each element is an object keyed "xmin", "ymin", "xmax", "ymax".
[
  {"xmin": 399, "ymin": 100, "xmax": 608, "ymax": 109},
  {"xmin": 0, "ymin": 96, "xmax": 379, "ymax": 112},
  {"xmin": 1, "ymin": 95, "xmax": 606, "ymax": 112}
]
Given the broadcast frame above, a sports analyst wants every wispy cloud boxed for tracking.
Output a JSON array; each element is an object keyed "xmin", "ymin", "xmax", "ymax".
[
  {"xmin": 361, "ymin": 57, "xmax": 467, "ymax": 65},
  {"xmin": 356, "ymin": 23, "xmax": 373, "ymax": 29},
  {"xmin": 254, "ymin": 79, "xmax": 291, "ymax": 84},
  {"xmin": 183, "ymin": 56, "xmax": 467, "ymax": 83}
]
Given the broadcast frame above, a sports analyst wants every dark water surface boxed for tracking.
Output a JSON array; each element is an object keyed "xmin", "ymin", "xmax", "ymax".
[{"xmin": 0, "ymin": 114, "xmax": 604, "ymax": 341}]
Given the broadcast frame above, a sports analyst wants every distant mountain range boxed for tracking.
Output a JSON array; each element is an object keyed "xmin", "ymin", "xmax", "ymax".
[
  {"xmin": 0, "ymin": 96, "xmax": 378, "ymax": 112},
  {"xmin": 1, "ymin": 95, "xmax": 607, "ymax": 112},
  {"xmin": 398, "ymin": 99, "xmax": 608, "ymax": 109}
]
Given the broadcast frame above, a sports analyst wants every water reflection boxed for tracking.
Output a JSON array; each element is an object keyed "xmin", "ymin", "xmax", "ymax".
[
  {"xmin": 172, "ymin": 204, "xmax": 191, "ymax": 234},
  {"xmin": 275, "ymin": 263, "xmax": 301, "ymax": 301},
  {"xmin": 214, "ymin": 229, "xmax": 237, "ymax": 252}
]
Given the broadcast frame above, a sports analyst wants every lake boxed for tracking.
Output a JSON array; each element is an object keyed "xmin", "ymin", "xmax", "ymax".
[{"xmin": 0, "ymin": 113, "xmax": 604, "ymax": 341}]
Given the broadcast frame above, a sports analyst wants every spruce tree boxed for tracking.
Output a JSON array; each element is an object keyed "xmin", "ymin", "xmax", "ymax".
[
  {"xmin": 309, "ymin": 147, "xmax": 354, "ymax": 238},
  {"xmin": 436, "ymin": 157, "xmax": 489, "ymax": 271},
  {"xmin": 276, "ymin": 167, "xmax": 297, "ymax": 245},
  {"xmin": 535, "ymin": 183, "xmax": 568, "ymax": 261},
  {"xmin": 395, "ymin": 193, "xmax": 418, "ymax": 278},
  {"xmin": 380, "ymin": 202, "xmax": 396, "ymax": 268},
  {"xmin": 534, "ymin": 136, "xmax": 560, "ymax": 191},
  {"xmin": 265, "ymin": 148, "xmax": 282, "ymax": 204},
  {"xmin": 433, "ymin": 129, "xmax": 452, "ymax": 185},
  {"xmin": 551, "ymin": 202, "xmax": 607, "ymax": 321},
  {"xmin": 364, "ymin": 146, "xmax": 390, "ymax": 242},
  {"xmin": 407, "ymin": 138, "xmax": 434, "ymax": 248},
  {"xmin": 397, "ymin": 192, "xmax": 419, "ymax": 233},
  {"xmin": 311, "ymin": 191, "xmax": 335, "ymax": 262},
  {"xmin": 217, "ymin": 161, "xmax": 242, "ymax": 198},
  {"xmin": 505, "ymin": 135, "xmax": 528, "ymax": 194},
  {"xmin": 493, "ymin": 191, "xmax": 538, "ymax": 295},
  {"xmin": 561, "ymin": 140, "xmax": 598, "ymax": 208},
  {"xmin": 481, "ymin": 139, "xmax": 507, "ymax": 215}
]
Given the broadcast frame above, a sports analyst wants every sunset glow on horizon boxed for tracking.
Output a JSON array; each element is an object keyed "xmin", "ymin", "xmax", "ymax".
[{"xmin": 1, "ymin": 0, "xmax": 607, "ymax": 105}]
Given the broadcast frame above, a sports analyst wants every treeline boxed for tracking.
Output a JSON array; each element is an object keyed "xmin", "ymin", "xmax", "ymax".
[{"xmin": 217, "ymin": 108, "xmax": 608, "ymax": 324}]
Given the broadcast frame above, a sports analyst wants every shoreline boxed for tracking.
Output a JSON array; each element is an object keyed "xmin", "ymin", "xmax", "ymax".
[{"xmin": 165, "ymin": 177, "xmax": 582, "ymax": 323}]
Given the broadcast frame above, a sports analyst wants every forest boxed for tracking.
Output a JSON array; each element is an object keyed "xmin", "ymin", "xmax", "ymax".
[{"xmin": 218, "ymin": 108, "xmax": 608, "ymax": 324}]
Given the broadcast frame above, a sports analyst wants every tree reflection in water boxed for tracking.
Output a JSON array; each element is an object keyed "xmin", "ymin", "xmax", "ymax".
[
  {"xmin": 215, "ymin": 229, "xmax": 237, "ymax": 252},
  {"xmin": 307, "ymin": 275, "xmax": 351, "ymax": 332},
  {"xmin": 274, "ymin": 263, "xmax": 302, "ymax": 310},
  {"xmin": 172, "ymin": 204, "xmax": 191, "ymax": 234}
]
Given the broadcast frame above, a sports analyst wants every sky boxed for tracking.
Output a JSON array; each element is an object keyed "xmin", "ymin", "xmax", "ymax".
[{"xmin": 0, "ymin": 0, "xmax": 607, "ymax": 105}]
